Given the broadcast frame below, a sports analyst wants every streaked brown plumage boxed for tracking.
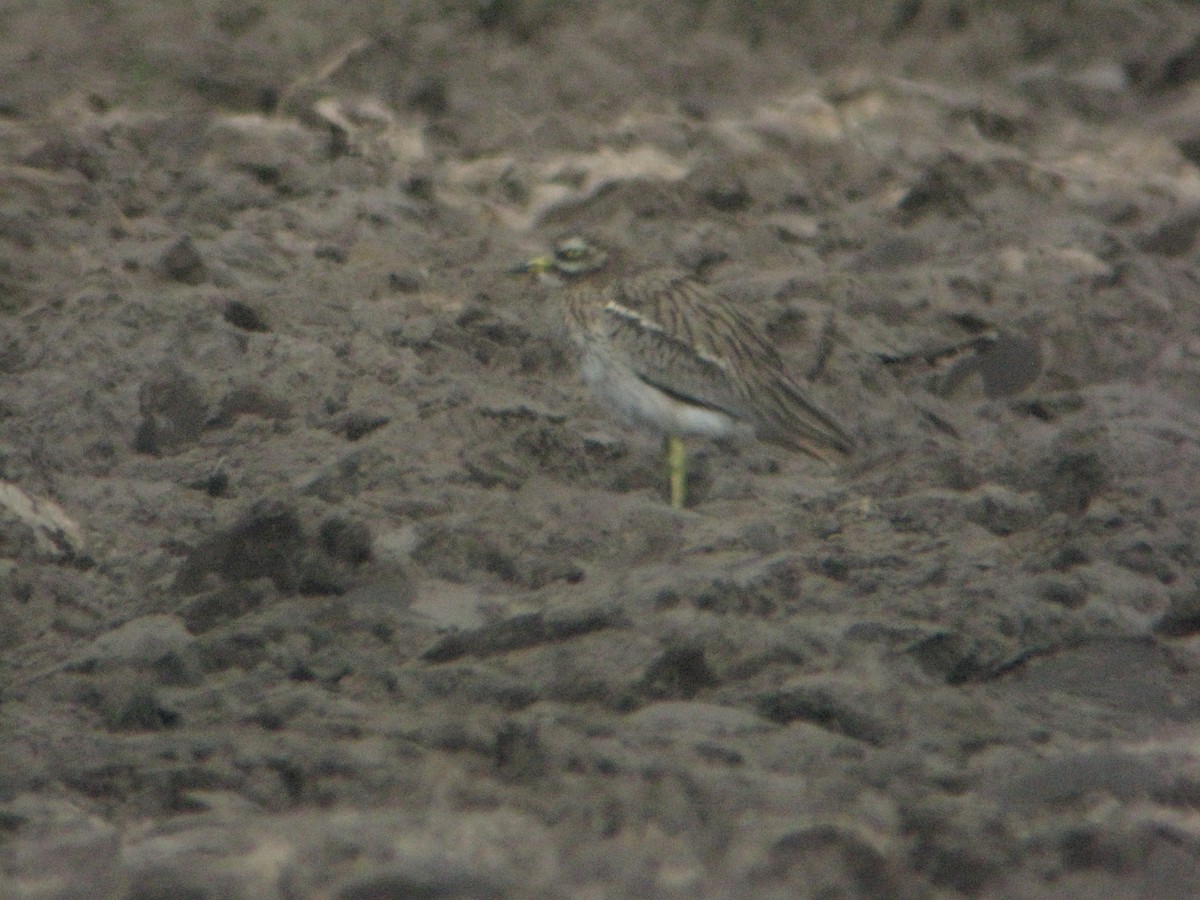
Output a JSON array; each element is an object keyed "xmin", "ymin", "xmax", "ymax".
[
  {"xmin": 517, "ymin": 237, "xmax": 853, "ymax": 505},
  {"xmin": 563, "ymin": 268, "xmax": 855, "ymax": 460}
]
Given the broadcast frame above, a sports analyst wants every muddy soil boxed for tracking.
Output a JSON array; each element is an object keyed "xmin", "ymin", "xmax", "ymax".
[{"xmin": 3, "ymin": 2, "xmax": 1200, "ymax": 897}]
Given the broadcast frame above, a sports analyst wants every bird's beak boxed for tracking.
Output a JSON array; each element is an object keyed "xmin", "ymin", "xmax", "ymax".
[{"xmin": 508, "ymin": 254, "xmax": 555, "ymax": 275}]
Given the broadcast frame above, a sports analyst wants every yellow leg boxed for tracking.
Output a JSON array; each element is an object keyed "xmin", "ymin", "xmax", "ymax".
[{"xmin": 666, "ymin": 434, "xmax": 687, "ymax": 509}]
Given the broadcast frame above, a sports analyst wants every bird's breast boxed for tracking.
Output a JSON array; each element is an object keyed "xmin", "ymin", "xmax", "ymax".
[{"xmin": 578, "ymin": 346, "xmax": 737, "ymax": 439}]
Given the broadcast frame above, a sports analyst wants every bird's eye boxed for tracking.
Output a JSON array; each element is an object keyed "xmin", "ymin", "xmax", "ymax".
[{"xmin": 558, "ymin": 247, "xmax": 585, "ymax": 261}]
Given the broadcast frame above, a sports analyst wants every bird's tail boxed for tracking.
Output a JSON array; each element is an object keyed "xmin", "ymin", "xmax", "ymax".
[{"xmin": 754, "ymin": 375, "xmax": 856, "ymax": 462}]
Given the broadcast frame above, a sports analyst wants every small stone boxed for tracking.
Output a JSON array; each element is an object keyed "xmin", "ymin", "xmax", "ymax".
[
  {"xmin": 80, "ymin": 614, "xmax": 194, "ymax": 669},
  {"xmin": 1154, "ymin": 586, "xmax": 1200, "ymax": 637},
  {"xmin": 319, "ymin": 517, "xmax": 373, "ymax": 565},
  {"xmin": 767, "ymin": 213, "xmax": 820, "ymax": 243},
  {"xmin": 158, "ymin": 236, "xmax": 206, "ymax": 284},
  {"xmin": 135, "ymin": 367, "xmax": 208, "ymax": 456},
  {"xmin": 223, "ymin": 300, "xmax": 269, "ymax": 332}
]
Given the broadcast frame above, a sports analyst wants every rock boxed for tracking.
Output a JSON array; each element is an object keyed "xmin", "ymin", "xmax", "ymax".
[
  {"xmin": 78, "ymin": 614, "xmax": 194, "ymax": 669},
  {"xmin": 0, "ymin": 480, "xmax": 86, "ymax": 563},
  {"xmin": 158, "ymin": 236, "xmax": 207, "ymax": 284}
]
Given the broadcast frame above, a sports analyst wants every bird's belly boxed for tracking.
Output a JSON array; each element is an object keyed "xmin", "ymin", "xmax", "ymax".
[{"xmin": 580, "ymin": 352, "xmax": 736, "ymax": 439}]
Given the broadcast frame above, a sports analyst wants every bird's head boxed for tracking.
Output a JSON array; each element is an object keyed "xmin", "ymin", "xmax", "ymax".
[{"xmin": 510, "ymin": 236, "xmax": 610, "ymax": 280}]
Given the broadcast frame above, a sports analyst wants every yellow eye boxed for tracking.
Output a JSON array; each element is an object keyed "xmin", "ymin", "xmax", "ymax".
[
  {"xmin": 555, "ymin": 237, "xmax": 591, "ymax": 260},
  {"xmin": 548, "ymin": 237, "xmax": 607, "ymax": 275}
]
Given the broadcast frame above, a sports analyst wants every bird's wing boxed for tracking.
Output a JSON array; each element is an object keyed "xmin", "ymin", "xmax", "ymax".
[
  {"xmin": 600, "ymin": 272, "xmax": 855, "ymax": 459},
  {"xmin": 595, "ymin": 273, "xmax": 754, "ymax": 418}
]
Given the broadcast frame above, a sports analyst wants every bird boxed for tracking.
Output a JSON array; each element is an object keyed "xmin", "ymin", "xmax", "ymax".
[{"xmin": 513, "ymin": 237, "xmax": 855, "ymax": 508}]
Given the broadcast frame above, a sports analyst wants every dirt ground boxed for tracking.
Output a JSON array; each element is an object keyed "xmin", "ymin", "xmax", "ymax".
[{"xmin": 3, "ymin": 1, "xmax": 1200, "ymax": 897}]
